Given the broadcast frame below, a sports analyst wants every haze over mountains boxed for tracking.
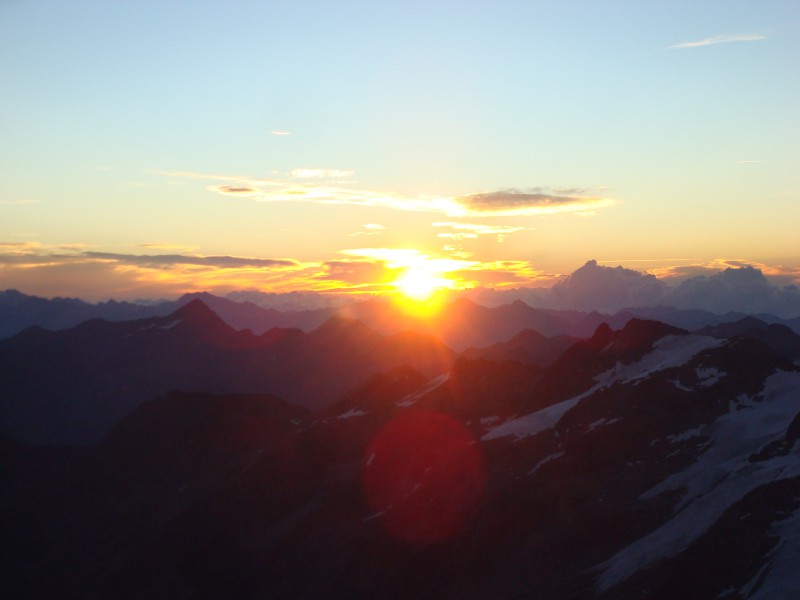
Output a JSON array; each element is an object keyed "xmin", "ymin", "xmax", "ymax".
[{"xmin": 3, "ymin": 261, "xmax": 800, "ymax": 341}]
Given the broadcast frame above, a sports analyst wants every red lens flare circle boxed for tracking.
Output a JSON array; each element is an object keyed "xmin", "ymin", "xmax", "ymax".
[{"xmin": 362, "ymin": 410, "xmax": 487, "ymax": 544}]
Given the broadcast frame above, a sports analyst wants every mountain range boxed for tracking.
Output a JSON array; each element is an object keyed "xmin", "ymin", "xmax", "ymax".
[
  {"xmin": 0, "ymin": 300, "xmax": 451, "ymax": 446},
  {"xmin": 3, "ymin": 288, "xmax": 800, "ymax": 349},
  {"xmin": 2, "ymin": 310, "xmax": 799, "ymax": 598}
]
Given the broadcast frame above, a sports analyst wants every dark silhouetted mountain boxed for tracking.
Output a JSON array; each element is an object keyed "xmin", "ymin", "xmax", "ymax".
[
  {"xmin": 0, "ymin": 289, "xmax": 160, "ymax": 339},
  {"xmin": 0, "ymin": 289, "xmax": 333, "ymax": 340},
  {"xmin": 164, "ymin": 291, "xmax": 336, "ymax": 334},
  {"xmin": 0, "ymin": 389, "xmax": 308, "ymax": 599},
  {"xmin": 0, "ymin": 300, "xmax": 452, "ymax": 446},
  {"xmin": 528, "ymin": 319, "xmax": 688, "ymax": 408},
  {"xmin": 620, "ymin": 305, "xmax": 753, "ymax": 332},
  {"xmin": 697, "ymin": 316, "xmax": 800, "ymax": 362},
  {"xmin": 6, "ymin": 287, "xmax": 799, "ymax": 348},
  {"xmin": 1, "ymin": 290, "xmax": 580, "ymax": 349},
  {"xmin": 336, "ymin": 297, "xmax": 577, "ymax": 351},
  {"xmin": 461, "ymin": 328, "xmax": 579, "ymax": 367},
  {"xmin": 433, "ymin": 297, "xmax": 574, "ymax": 349},
  {"xmin": 3, "ymin": 317, "xmax": 798, "ymax": 599},
  {"xmin": 569, "ymin": 306, "xmax": 800, "ymax": 339}
]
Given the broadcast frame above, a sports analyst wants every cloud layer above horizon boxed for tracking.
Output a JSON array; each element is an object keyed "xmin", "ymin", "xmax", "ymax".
[{"xmin": 1, "ymin": 245, "xmax": 799, "ymax": 317}]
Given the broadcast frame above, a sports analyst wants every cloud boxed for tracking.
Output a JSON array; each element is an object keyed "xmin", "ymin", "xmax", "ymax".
[
  {"xmin": 668, "ymin": 265, "xmax": 800, "ymax": 316},
  {"xmin": 669, "ymin": 34, "xmax": 766, "ymax": 49},
  {"xmin": 163, "ymin": 172, "xmax": 616, "ymax": 218},
  {"xmin": 211, "ymin": 185, "xmax": 261, "ymax": 197},
  {"xmin": 83, "ymin": 252, "xmax": 298, "ymax": 269},
  {"xmin": 0, "ymin": 245, "xmax": 323, "ymax": 301},
  {"xmin": 454, "ymin": 260, "xmax": 550, "ymax": 288},
  {"xmin": 525, "ymin": 259, "xmax": 800, "ymax": 317},
  {"xmin": 453, "ymin": 189, "xmax": 617, "ymax": 217},
  {"xmin": 290, "ymin": 168, "xmax": 355, "ymax": 179},
  {"xmin": 316, "ymin": 260, "xmax": 400, "ymax": 286},
  {"xmin": 546, "ymin": 259, "xmax": 668, "ymax": 312},
  {"xmin": 136, "ymin": 243, "xmax": 197, "ymax": 251},
  {"xmin": 327, "ymin": 249, "xmax": 549, "ymax": 292},
  {"xmin": 271, "ymin": 130, "xmax": 291, "ymax": 136},
  {"xmin": 339, "ymin": 248, "xmax": 477, "ymax": 273},
  {"xmin": 0, "ymin": 241, "xmax": 43, "ymax": 251},
  {"xmin": 432, "ymin": 222, "xmax": 533, "ymax": 242},
  {"xmin": 348, "ymin": 223, "xmax": 387, "ymax": 237}
]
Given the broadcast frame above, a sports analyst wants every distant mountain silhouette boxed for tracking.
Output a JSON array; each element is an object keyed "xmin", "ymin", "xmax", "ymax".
[
  {"xmin": 461, "ymin": 328, "xmax": 579, "ymax": 367},
  {"xmin": 697, "ymin": 316, "xmax": 800, "ymax": 362},
  {"xmin": 0, "ymin": 300, "xmax": 452, "ymax": 445},
  {"xmin": 0, "ymin": 289, "xmax": 161, "ymax": 338},
  {"xmin": 3, "ymin": 289, "xmax": 799, "ymax": 347},
  {"xmin": 334, "ymin": 296, "xmax": 577, "ymax": 350}
]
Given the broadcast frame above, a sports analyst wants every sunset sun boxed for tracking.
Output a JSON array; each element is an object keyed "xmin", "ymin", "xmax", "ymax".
[{"xmin": 393, "ymin": 267, "xmax": 449, "ymax": 302}]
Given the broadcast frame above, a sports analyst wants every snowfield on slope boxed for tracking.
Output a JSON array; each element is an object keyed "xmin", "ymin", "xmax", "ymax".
[
  {"xmin": 482, "ymin": 335, "xmax": 724, "ymax": 442},
  {"xmin": 596, "ymin": 369, "xmax": 800, "ymax": 593}
]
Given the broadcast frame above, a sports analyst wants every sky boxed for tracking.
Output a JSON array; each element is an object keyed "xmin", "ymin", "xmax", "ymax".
[{"xmin": 1, "ymin": 0, "xmax": 798, "ymax": 302}]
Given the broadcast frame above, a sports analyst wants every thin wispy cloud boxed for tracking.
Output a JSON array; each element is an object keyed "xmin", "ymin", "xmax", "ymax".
[
  {"xmin": 84, "ymin": 252, "xmax": 299, "ymax": 270},
  {"xmin": 0, "ymin": 243, "xmax": 546, "ymax": 297},
  {"xmin": 212, "ymin": 185, "xmax": 261, "ymax": 197},
  {"xmin": 348, "ymin": 223, "xmax": 387, "ymax": 237},
  {"xmin": 136, "ymin": 243, "xmax": 198, "ymax": 252},
  {"xmin": 166, "ymin": 171, "xmax": 617, "ymax": 219},
  {"xmin": 453, "ymin": 190, "xmax": 617, "ymax": 217},
  {"xmin": 432, "ymin": 222, "xmax": 533, "ymax": 242},
  {"xmin": 271, "ymin": 130, "xmax": 292, "ymax": 136},
  {"xmin": 669, "ymin": 34, "xmax": 766, "ymax": 49}
]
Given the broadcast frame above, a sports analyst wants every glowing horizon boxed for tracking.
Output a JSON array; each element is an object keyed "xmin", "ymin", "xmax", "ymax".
[{"xmin": 0, "ymin": 2, "xmax": 797, "ymax": 303}]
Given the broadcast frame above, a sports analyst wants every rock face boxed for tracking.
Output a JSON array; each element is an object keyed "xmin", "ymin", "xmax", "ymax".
[{"xmin": 1, "ymin": 316, "xmax": 800, "ymax": 599}]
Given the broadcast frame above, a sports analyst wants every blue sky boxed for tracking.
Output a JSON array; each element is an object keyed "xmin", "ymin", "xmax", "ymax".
[{"xmin": 1, "ymin": 1, "xmax": 798, "ymax": 300}]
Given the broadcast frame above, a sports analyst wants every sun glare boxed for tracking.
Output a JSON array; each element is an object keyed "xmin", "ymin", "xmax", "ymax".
[{"xmin": 393, "ymin": 267, "xmax": 449, "ymax": 302}]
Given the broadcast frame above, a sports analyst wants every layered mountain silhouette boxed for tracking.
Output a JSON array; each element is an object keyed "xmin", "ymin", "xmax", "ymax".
[
  {"xmin": 4, "ymin": 289, "xmax": 800, "ymax": 348},
  {"xmin": 0, "ymin": 299, "xmax": 452, "ymax": 445},
  {"xmin": 2, "ymin": 315, "xmax": 799, "ymax": 598}
]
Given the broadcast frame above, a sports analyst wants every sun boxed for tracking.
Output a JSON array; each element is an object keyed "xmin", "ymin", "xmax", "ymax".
[{"xmin": 393, "ymin": 267, "xmax": 449, "ymax": 302}]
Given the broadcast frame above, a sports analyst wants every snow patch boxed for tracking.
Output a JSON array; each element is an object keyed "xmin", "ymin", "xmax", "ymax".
[
  {"xmin": 337, "ymin": 408, "xmax": 367, "ymax": 420},
  {"xmin": 483, "ymin": 335, "xmax": 722, "ymax": 443},
  {"xmin": 666, "ymin": 426, "xmax": 706, "ymax": 444},
  {"xmin": 587, "ymin": 418, "xmax": 621, "ymax": 432},
  {"xmin": 396, "ymin": 372, "xmax": 450, "ymax": 407},
  {"xmin": 696, "ymin": 366, "xmax": 725, "ymax": 387},
  {"xmin": 481, "ymin": 392, "xmax": 588, "ymax": 442},
  {"xmin": 160, "ymin": 319, "xmax": 182, "ymax": 330},
  {"xmin": 597, "ymin": 370, "xmax": 800, "ymax": 593},
  {"xmin": 363, "ymin": 509, "xmax": 388, "ymax": 522},
  {"xmin": 745, "ymin": 505, "xmax": 800, "ymax": 599},
  {"xmin": 595, "ymin": 335, "xmax": 725, "ymax": 386},
  {"xmin": 528, "ymin": 451, "xmax": 565, "ymax": 476}
]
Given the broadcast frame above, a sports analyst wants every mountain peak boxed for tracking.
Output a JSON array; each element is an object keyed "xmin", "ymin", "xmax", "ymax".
[
  {"xmin": 312, "ymin": 315, "xmax": 375, "ymax": 338},
  {"xmin": 171, "ymin": 298, "xmax": 223, "ymax": 323},
  {"xmin": 164, "ymin": 299, "xmax": 248, "ymax": 345}
]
